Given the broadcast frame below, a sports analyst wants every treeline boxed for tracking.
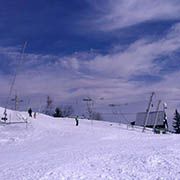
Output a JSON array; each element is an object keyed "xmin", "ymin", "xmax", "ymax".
[
  {"xmin": 173, "ymin": 109, "xmax": 180, "ymax": 134},
  {"xmin": 52, "ymin": 106, "xmax": 103, "ymax": 120},
  {"xmin": 43, "ymin": 96, "xmax": 103, "ymax": 120},
  {"xmin": 53, "ymin": 106, "xmax": 74, "ymax": 118}
]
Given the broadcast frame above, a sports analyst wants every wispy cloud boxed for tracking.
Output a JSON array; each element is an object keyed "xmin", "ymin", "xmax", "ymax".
[
  {"xmin": 78, "ymin": 23, "xmax": 180, "ymax": 80},
  {"xmin": 0, "ymin": 23, "xmax": 180, "ymax": 116},
  {"xmin": 88, "ymin": 0, "xmax": 180, "ymax": 31}
]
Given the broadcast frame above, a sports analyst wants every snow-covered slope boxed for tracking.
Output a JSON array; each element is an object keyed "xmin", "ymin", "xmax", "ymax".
[{"xmin": 0, "ymin": 107, "xmax": 180, "ymax": 180}]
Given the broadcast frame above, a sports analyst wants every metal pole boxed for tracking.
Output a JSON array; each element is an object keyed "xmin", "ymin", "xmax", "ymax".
[
  {"xmin": 11, "ymin": 94, "xmax": 23, "ymax": 111},
  {"xmin": 15, "ymin": 95, "xmax": 18, "ymax": 110},
  {"xmin": 83, "ymin": 97, "xmax": 93, "ymax": 125},
  {"xmin": 3, "ymin": 42, "xmax": 27, "ymax": 117},
  {"xmin": 109, "ymin": 103, "xmax": 128, "ymax": 125},
  {"xmin": 142, "ymin": 92, "xmax": 155, "ymax": 132}
]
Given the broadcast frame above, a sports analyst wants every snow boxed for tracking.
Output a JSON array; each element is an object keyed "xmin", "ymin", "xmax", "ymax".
[{"xmin": 0, "ymin": 107, "xmax": 180, "ymax": 180}]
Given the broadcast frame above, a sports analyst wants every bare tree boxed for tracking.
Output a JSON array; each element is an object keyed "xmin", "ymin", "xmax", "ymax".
[
  {"xmin": 45, "ymin": 96, "xmax": 53, "ymax": 115},
  {"xmin": 61, "ymin": 105, "xmax": 74, "ymax": 117},
  {"xmin": 91, "ymin": 111, "xmax": 103, "ymax": 121},
  {"xmin": 53, "ymin": 107, "xmax": 62, "ymax": 117}
]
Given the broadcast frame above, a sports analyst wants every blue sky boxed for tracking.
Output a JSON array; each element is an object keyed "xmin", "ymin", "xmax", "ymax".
[{"xmin": 0, "ymin": 0, "xmax": 180, "ymax": 120}]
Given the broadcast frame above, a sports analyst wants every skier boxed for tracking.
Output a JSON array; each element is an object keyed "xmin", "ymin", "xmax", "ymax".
[
  {"xmin": 130, "ymin": 121, "xmax": 135, "ymax": 128},
  {"xmin": 75, "ymin": 116, "xmax": 79, "ymax": 126},
  {"xmin": 28, "ymin": 108, "xmax": 32, "ymax": 117}
]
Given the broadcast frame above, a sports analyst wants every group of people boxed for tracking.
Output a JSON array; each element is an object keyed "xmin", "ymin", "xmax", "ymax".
[
  {"xmin": 28, "ymin": 108, "xmax": 36, "ymax": 119},
  {"xmin": 28, "ymin": 108, "xmax": 79, "ymax": 126}
]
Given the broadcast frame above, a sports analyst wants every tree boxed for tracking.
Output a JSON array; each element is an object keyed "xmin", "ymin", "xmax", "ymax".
[
  {"xmin": 45, "ymin": 96, "xmax": 53, "ymax": 116},
  {"xmin": 53, "ymin": 106, "xmax": 74, "ymax": 118},
  {"xmin": 173, "ymin": 109, "xmax": 180, "ymax": 134},
  {"xmin": 61, "ymin": 105, "xmax": 74, "ymax": 117},
  {"xmin": 91, "ymin": 111, "xmax": 103, "ymax": 120},
  {"xmin": 53, "ymin": 107, "xmax": 62, "ymax": 117}
]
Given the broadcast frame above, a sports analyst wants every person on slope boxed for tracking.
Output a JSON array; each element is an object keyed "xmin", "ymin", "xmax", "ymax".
[
  {"xmin": 28, "ymin": 108, "xmax": 32, "ymax": 117},
  {"xmin": 75, "ymin": 116, "xmax": 79, "ymax": 126}
]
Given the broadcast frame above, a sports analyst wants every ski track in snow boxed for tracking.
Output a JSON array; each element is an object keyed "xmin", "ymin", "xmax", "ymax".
[{"xmin": 0, "ymin": 108, "xmax": 180, "ymax": 180}]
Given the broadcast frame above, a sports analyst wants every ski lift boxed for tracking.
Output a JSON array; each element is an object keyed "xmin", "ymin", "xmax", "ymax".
[
  {"xmin": 1, "ymin": 42, "xmax": 27, "ymax": 124},
  {"xmin": 1, "ymin": 109, "xmax": 8, "ymax": 122}
]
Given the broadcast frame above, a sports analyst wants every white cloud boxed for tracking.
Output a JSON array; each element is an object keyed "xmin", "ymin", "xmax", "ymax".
[
  {"xmin": 88, "ymin": 0, "xmax": 180, "ymax": 31},
  {"xmin": 0, "ymin": 24, "xmax": 180, "ymax": 119},
  {"xmin": 85, "ymin": 23, "xmax": 180, "ymax": 78}
]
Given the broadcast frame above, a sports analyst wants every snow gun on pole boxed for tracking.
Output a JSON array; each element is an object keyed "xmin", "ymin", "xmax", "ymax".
[
  {"xmin": 1, "ymin": 42, "xmax": 27, "ymax": 123},
  {"xmin": 142, "ymin": 92, "xmax": 155, "ymax": 132}
]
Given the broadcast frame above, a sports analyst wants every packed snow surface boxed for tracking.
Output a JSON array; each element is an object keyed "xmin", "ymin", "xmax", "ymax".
[{"xmin": 0, "ymin": 107, "xmax": 180, "ymax": 180}]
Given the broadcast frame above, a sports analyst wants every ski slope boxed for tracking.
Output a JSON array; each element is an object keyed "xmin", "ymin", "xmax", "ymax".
[{"xmin": 0, "ymin": 107, "xmax": 180, "ymax": 180}]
